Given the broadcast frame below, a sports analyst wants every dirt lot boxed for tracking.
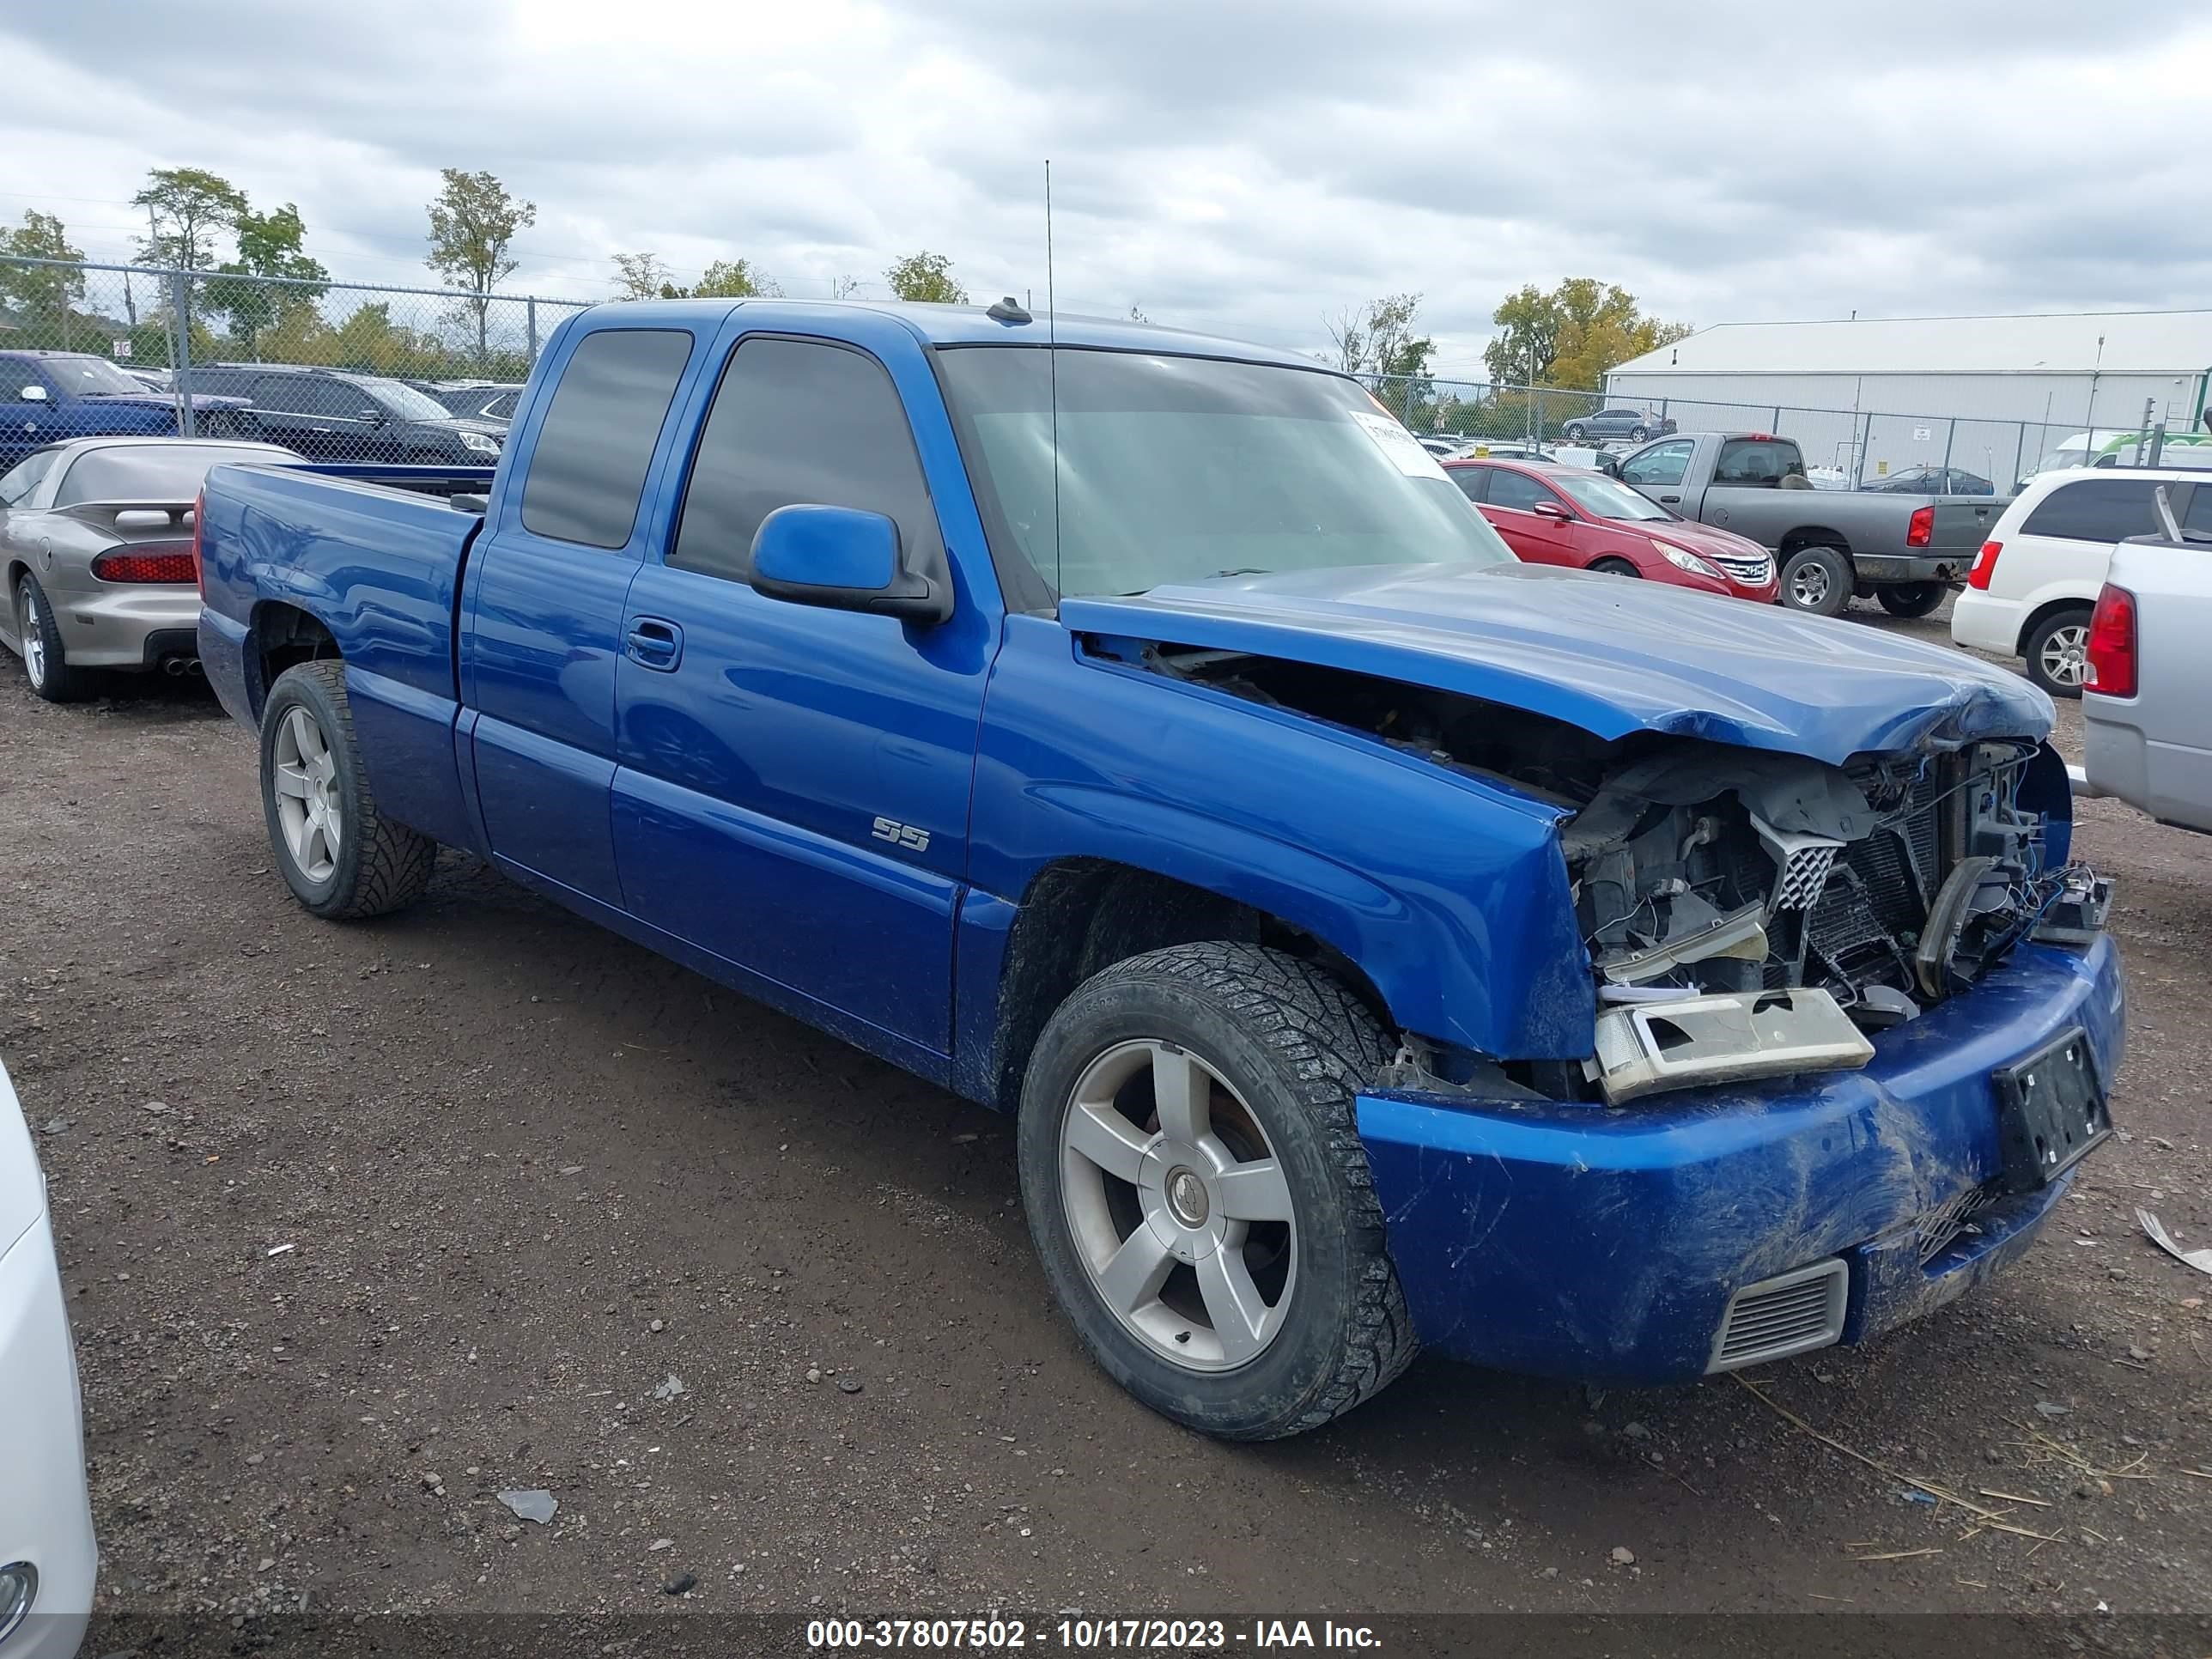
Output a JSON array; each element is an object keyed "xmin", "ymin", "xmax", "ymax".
[{"xmin": 3, "ymin": 599, "xmax": 2211, "ymax": 1629}]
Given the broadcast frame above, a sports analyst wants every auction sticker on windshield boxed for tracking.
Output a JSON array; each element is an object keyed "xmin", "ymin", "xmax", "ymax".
[{"xmin": 1351, "ymin": 408, "xmax": 1452, "ymax": 480}]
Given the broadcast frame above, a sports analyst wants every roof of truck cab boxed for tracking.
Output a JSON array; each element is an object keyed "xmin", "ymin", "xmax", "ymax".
[{"xmin": 571, "ymin": 299, "xmax": 1322, "ymax": 370}]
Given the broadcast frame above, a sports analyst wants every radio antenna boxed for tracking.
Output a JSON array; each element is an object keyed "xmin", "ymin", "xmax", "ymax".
[{"xmin": 1045, "ymin": 158, "xmax": 1061, "ymax": 592}]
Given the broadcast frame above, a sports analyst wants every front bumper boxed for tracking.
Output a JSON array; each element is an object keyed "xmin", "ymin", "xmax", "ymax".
[
  {"xmin": 1852, "ymin": 553, "xmax": 1968, "ymax": 585},
  {"xmin": 1358, "ymin": 934, "xmax": 2124, "ymax": 1382},
  {"xmin": 0, "ymin": 1209, "xmax": 97, "ymax": 1659},
  {"xmin": 50, "ymin": 580, "xmax": 200, "ymax": 671}
]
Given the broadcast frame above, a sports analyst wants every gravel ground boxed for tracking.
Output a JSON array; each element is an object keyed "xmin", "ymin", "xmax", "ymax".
[{"xmin": 3, "ymin": 595, "xmax": 2210, "ymax": 1626}]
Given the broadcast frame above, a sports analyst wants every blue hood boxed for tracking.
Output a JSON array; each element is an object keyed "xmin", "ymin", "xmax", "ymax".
[{"xmin": 1059, "ymin": 562, "xmax": 2052, "ymax": 767}]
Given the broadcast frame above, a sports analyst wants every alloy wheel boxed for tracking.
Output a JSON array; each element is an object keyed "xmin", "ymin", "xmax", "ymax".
[
  {"xmin": 271, "ymin": 704, "xmax": 343, "ymax": 882},
  {"xmin": 1058, "ymin": 1039, "xmax": 1298, "ymax": 1371}
]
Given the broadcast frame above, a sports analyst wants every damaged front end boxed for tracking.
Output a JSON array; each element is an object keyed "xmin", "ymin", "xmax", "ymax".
[
  {"xmin": 1123, "ymin": 641, "xmax": 2108, "ymax": 1105},
  {"xmin": 1569, "ymin": 738, "xmax": 2109, "ymax": 1101}
]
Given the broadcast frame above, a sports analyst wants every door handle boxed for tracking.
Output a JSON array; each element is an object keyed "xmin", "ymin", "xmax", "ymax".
[
  {"xmin": 1659, "ymin": 494, "xmax": 1681, "ymax": 503},
  {"xmin": 624, "ymin": 617, "xmax": 684, "ymax": 670}
]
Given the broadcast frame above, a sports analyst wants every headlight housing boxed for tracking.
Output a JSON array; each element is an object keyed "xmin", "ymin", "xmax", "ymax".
[
  {"xmin": 460, "ymin": 431, "xmax": 501, "ymax": 456},
  {"xmin": 0, "ymin": 1561, "xmax": 37, "ymax": 1644},
  {"xmin": 1654, "ymin": 540, "xmax": 1723, "ymax": 580}
]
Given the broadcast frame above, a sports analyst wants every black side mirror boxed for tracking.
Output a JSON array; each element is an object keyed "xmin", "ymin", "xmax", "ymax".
[{"xmin": 748, "ymin": 504, "xmax": 952, "ymax": 624}]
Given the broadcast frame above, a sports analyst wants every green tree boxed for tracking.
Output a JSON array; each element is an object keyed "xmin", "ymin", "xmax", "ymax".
[
  {"xmin": 207, "ymin": 204, "xmax": 329, "ymax": 355},
  {"xmin": 884, "ymin": 251, "xmax": 965, "ymax": 305},
  {"xmin": 611, "ymin": 251, "xmax": 673, "ymax": 300},
  {"xmin": 425, "ymin": 167, "xmax": 537, "ymax": 362},
  {"xmin": 0, "ymin": 210, "xmax": 86, "ymax": 348},
  {"xmin": 1324, "ymin": 294, "xmax": 1433, "ymax": 380},
  {"xmin": 131, "ymin": 167, "xmax": 248, "ymax": 270},
  {"xmin": 692, "ymin": 258, "xmax": 778, "ymax": 299},
  {"xmin": 1483, "ymin": 278, "xmax": 1692, "ymax": 390}
]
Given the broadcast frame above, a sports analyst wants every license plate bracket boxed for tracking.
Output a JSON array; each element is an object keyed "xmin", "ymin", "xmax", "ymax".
[{"xmin": 1994, "ymin": 1027, "xmax": 2111, "ymax": 1194}]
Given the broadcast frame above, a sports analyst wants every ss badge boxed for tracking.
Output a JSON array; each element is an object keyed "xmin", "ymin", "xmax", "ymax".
[{"xmin": 872, "ymin": 816, "xmax": 931, "ymax": 853}]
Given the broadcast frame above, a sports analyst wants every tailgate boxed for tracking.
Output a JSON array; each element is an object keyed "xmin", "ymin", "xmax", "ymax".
[{"xmin": 1930, "ymin": 496, "xmax": 2008, "ymax": 553}]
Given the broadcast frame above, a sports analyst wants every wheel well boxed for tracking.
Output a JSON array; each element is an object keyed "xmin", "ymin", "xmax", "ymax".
[
  {"xmin": 249, "ymin": 604, "xmax": 340, "ymax": 718},
  {"xmin": 985, "ymin": 859, "xmax": 1391, "ymax": 1113},
  {"xmin": 2014, "ymin": 595, "xmax": 2094, "ymax": 659},
  {"xmin": 1777, "ymin": 529, "xmax": 1850, "ymax": 556}
]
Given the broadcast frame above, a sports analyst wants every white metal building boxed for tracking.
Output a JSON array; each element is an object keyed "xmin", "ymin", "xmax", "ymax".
[{"xmin": 1604, "ymin": 310, "xmax": 2212, "ymax": 486}]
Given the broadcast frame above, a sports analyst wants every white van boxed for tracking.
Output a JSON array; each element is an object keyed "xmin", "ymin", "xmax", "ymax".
[
  {"xmin": 1950, "ymin": 466, "xmax": 2212, "ymax": 696},
  {"xmin": 2020, "ymin": 428, "xmax": 2212, "ymax": 487}
]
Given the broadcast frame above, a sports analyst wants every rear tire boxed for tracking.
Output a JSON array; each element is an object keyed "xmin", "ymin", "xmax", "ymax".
[
  {"xmin": 1017, "ymin": 942, "xmax": 1414, "ymax": 1440},
  {"xmin": 13, "ymin": 572, "xmax": 95, "ymax": 703},
  {"xmin": 1779, "ymin": 545, "xmax": 1852, "ymax": 617},
  {"xmin": 1876, "ymin": 582, "xmax": 1947, "ymax": 618},
  {"xmin": 259, "ymin": 660, "xmax": 436, "ymax": 918},
  {"xmin": 1590, "ymin": 557, "xmax": 1642, "ymax": 578},
  {"xmin": 2022, "ymin": 606, "xmax": 2093, "ymax": 699}
]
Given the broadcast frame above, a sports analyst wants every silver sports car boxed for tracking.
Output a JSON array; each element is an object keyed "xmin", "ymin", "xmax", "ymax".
[{"xmin": 1, "ymin": 436, "xmax": 297, "ymax": 702}]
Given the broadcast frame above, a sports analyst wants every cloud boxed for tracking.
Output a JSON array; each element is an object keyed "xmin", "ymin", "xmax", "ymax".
[{"xmin": 3, "ymin": 0, "xmax": 2205, "ymax": 380}]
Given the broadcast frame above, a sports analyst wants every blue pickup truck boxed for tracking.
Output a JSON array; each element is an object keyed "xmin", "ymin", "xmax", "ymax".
[
  {"xmin": 194, "ymin": 300, "xmax": 2122, "ymax": 1439},
  {"xmin": 2, "ymin": 349, "xmax": 247, "ymax": 468}
]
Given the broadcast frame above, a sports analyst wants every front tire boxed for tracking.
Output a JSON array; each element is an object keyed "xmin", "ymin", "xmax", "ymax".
[
  {"xmin": 1590, "ymin": 556, "xmax": 1642, "ymax": 578},
  {"xmin": 1876, "ymin": 582, "xmax": 1947, "ymax": 618},
  {"xmin": 2022, "ymin": 606, "xmax": 2093, "ymax": 699},
  {"xmin": 1779, "ymin": 545, "xmax": 1853, "ymax": 617},
  {"xmin": 13, "ymin": 573, "xmax": 94, "ymax": 703},
  {"xmin": 260, "ymin": 661, "xmax": 436, "ymax": 918},
  {"xmin": 1563, "ymin": 422, "xmax": 1588, "ymax": 441},
  {"xmin": 1018, "ymin": 943, "xmax": 1414, "ymax": 1440}
]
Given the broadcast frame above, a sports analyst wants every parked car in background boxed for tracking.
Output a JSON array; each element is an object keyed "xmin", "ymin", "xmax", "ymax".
[
  {"xmin": 198, "ymin": 300, "xmax": 2117, "ymax": 1435},
  {"xmin": 2076, "ymin": 500, "xmax": 2212, "ymax": 831},
  {"xmin": 1863, "ymin": 465, "xmax": 1996, "ymax": 496},
  {"xmin": 1, "ymin": 436, "xmax": 300, "ymax": 701},
  {"xmin": 189, "ymin": 365, "xmax": 505, "ymax": 465},
  {"xmin": 1416, "ymin": 435, "xmax": 1462, "ymax": 458},
  {"xmin": 1616, "ymin": 431, "xmax": 2002, "ymax": 618},
  {"xmin": 1446, "ymin": 459, "xmax": 1778, "ymax": 602},
  {"xmin": 1444, "ymin": 439, "xmax": 1553, "ymax": 462},
  {"xmin": 1950, "ymin": 468, "xmax": 2209, "ymax": 696},
  {"xmin": 0, "ymin": 1054, "xmax": 99, "ymax": 1659},
  {"xmin": 0, "ymin": 349, "xmax": 250, "ymax": 468},
  {"xmin": 418, "ymin": 380, "xmax": 525, "ymax": 428},
  {"xmin": 1561, "ymin": 406, "xmax": 1675, "ymax": 443},
  {"xmin": 125, "ymin": 366, "xmax": 173, "ymax": 393}
]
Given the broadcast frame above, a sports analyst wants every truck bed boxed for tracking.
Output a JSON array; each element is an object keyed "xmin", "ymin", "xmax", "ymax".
[{"xmin": 197, "ymin": 461, "xmax": 492, "ymax": 848}]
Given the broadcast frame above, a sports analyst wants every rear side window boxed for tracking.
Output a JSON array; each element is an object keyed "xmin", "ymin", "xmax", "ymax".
[
  {"xmin": 2021, "ymin": 478, "xmax": 2165, "ymax": 544},
  {"xmin": 1447, "ymin": 467, "xmax": 1487, "ymax": 503},
  {"xmin": 670, "ymin": 336, "xmax": 938, "ymax": 584},
  {"xmin": 2184, "ymin": 485, "xmax": 2212, "ymax": 537},
  {"xmin": 0, "ymin": 448, "xmax": 58, "ymax": 506},
  {"xmin": 521, "ymin": 329, "xmax": 693, "ymax": 550},
  {"xmin": 1714, "ymin": 438, "xmax": 1805, "ymax": 487}
]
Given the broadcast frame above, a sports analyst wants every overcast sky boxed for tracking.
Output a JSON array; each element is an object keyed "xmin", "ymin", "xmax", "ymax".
[{"xmin": 7, "ymin": 1, "xmax": 2208, "ymax": 380}]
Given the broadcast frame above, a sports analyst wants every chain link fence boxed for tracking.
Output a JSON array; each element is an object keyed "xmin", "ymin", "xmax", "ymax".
[
  {"xmin": 1358, "ymin": 369, "xmax": 2200, "ymax": 495},
  {"xmin": 0, "ymin": 256, "xmax": 587, "ymax": 466},
  {"xmin": 5, "ymin": 255, "xmax": 2188, "ymax": 491}
]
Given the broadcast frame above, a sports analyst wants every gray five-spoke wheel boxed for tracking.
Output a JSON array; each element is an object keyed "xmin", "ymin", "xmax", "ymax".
[
  {"xmin": 272, "ymin": 704, "xmax": 343, "ymax": 882},
  {"xmin": 1789, "ymin": 559, "xmax": 1832, "ymax": 609},
  {"xmin": 17, "ymin": 582, "xmax": 46, "ymax": 690},
  {"xmin": 2038, "ymin": 623, "xmax": 2088, "ymax": 689},
  {"xmin": 1059, "ymin": 1039, "xmax": 1297, "ymax": 1371}
]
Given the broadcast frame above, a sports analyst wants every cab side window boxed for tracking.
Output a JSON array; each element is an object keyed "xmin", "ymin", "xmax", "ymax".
[
  {"xmin": 671, "ymin": 336, "xmax": 940, "ymax": 586},
  {"xmin": 1620, "ymin": 440, "xmax": 1692, "ymax": 488}
]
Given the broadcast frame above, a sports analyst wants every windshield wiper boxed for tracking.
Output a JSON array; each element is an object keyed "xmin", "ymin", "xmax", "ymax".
[{"xmin": 1206, "ymin": 567, "xmax": 1268, "ymax": 580}]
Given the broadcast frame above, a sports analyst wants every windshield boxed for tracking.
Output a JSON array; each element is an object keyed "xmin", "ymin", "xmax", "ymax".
[
  {"xmin": 55, "ymin": 442, "xmax": 297, "ymax": 507},
  {"xmin": 1552, "ymin": 471, "xmax": 1671, "ymax": 521},
  {"xmin": 359, "ymin": 377, "xmax": 459, "ymax": 422},
  {"xmin": 2033, "ymin": 446, "xmax": 2093, "ymax": 475},
  {"xmin": 936, "ymin": 346, "xmax": 1516, "ymax": 598},
  {"xmin": 46, "ymin": 356, "xmax": 149, "ymax": 397}
]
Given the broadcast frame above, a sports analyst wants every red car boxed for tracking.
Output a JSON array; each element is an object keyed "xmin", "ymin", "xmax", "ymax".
[{"xmin": 1445, "ymin": 459, "xmax": 1779, "ymax": 604}]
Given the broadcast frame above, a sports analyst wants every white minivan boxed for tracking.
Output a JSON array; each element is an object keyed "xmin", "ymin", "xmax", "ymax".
[
  {"xmin": 1951, "ymin": 467, "xmax": 2212, "ymax": 696},
  {"xmin": 0, "ymin": 1057, "xmax": 96, "ymax": 1659}
]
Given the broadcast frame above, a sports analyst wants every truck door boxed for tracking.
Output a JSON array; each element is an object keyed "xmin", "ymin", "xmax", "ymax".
[
  {"xmin": 611, "ymin": 325, "xmax": 996, "ymax": 1061},
  {"xmin": 1619, "ymin": 438, "xmax": 1698, "ymax": 511},
  {"xmin": 461, "ymin": 325, "xmax": 696, "ymax": 905},
  {"xmin": 0, "ymin": 359, "xmax": 58, "ymax": 468}
]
